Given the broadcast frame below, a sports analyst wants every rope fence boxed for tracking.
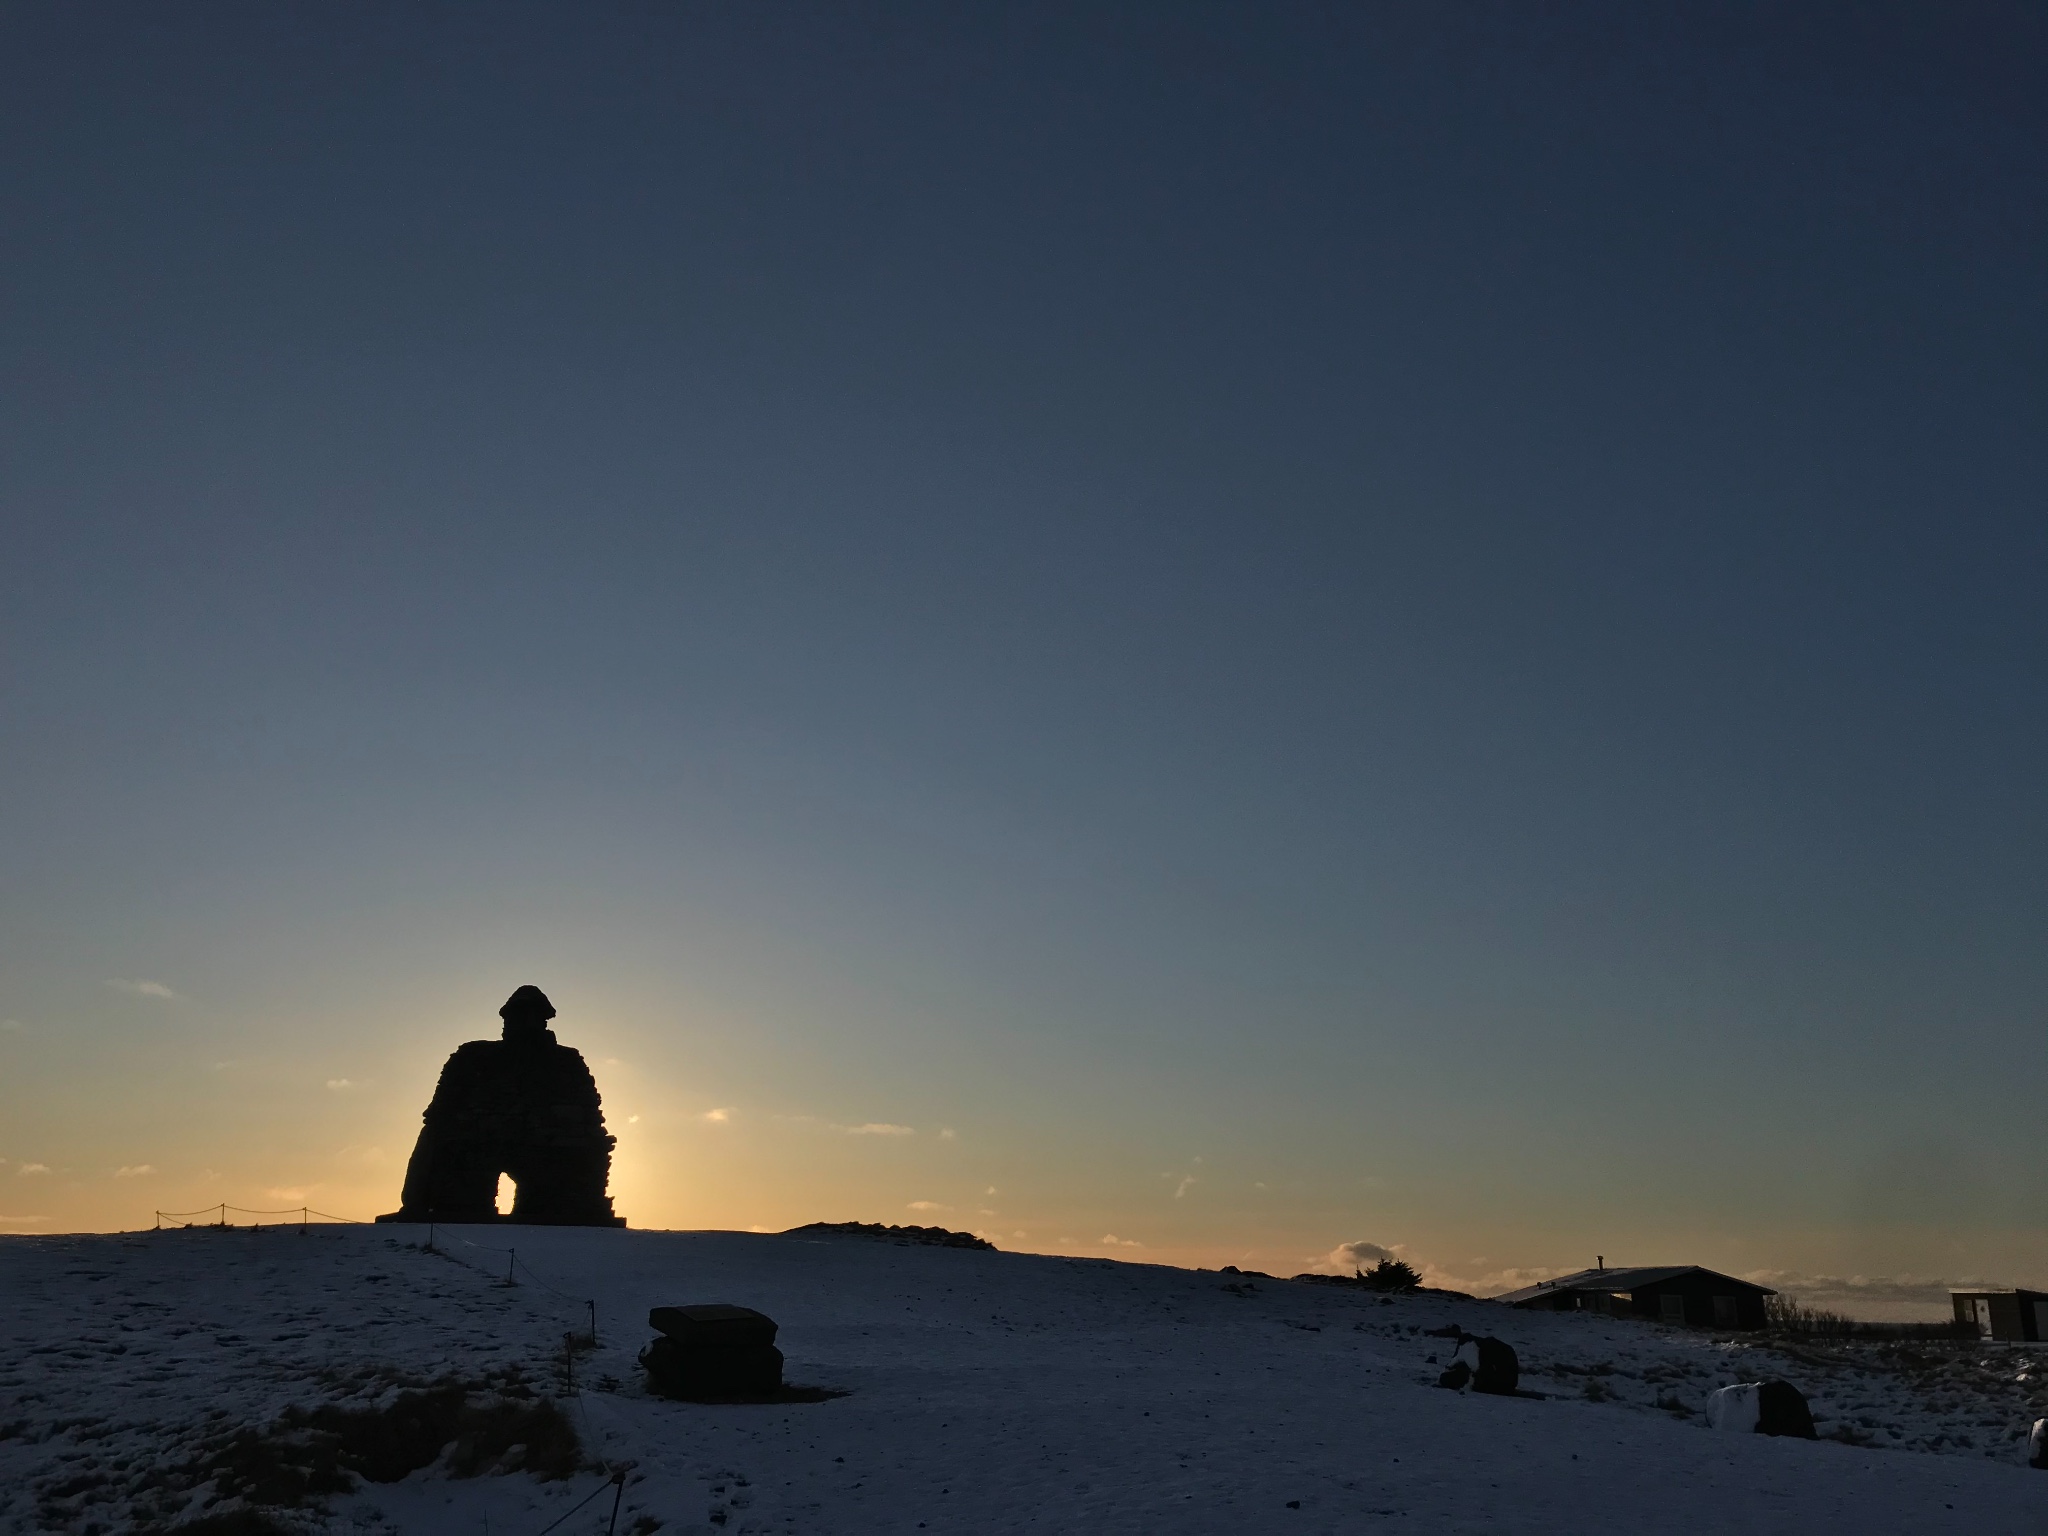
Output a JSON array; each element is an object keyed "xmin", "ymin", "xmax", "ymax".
[
  {"xmin": 151, "ymin": 1202, "xmax": 630, "ymax": 1527},
  {"xmin": 530, "ymin": 1467, "xmax": 627, "ymax": 1536},
  {"xmin": 404, "ymin": 1224, "xmax": 601, "ymax": 1334},
  {"xmin": 374, "ymin": 1222, "xmax": 611, "ymax": 1425},
  {"xmin": 155, "ymin": 1204, "xmax": 367, "ymax": 1230},
  {"xmin": 152, "ymin": 1205, "xmax": 601, "ymax": 1343},
  {"xmin": 392, "ymin": 1223, "xmax": 628, "ymax": 1513}
]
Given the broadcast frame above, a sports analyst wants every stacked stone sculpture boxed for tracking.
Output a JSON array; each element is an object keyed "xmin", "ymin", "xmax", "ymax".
[
  {"xmin": 376, "ymin": 985, "xmax": 625, "ymax": 1227},
  {"xmin": 640, "ymin": 1305, "xmax": 785, "ymax": 1401}
]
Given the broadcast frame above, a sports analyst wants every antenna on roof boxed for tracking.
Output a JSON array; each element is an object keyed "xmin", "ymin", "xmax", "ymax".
[{"xmin": 1596, "ymin": 1255, "xmax": 1604, "ymax": 1272}]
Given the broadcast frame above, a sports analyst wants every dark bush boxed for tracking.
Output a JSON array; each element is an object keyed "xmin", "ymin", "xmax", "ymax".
[
  {"xmin": 1360, "ymin": 1258, "xmax": 1422, "ymax": 1292},
  {"xmin": 1291, "ymin": 1258, "xmax": 1422, "ymax": 1293},
  {"xmin": 1764, "ymin": 1295, "xmax": 1975, "ymax": 1340}
]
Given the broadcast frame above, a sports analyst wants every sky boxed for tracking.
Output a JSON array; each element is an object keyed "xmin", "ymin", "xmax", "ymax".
[{"xmin": 0, "ymin": 1, "xmax": 2042, "ymax": 1316}]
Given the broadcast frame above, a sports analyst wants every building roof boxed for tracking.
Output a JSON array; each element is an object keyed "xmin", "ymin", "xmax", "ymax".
[
  {"xmin": 1951, "ymin": 1287, "xmax": 2048, "ymax": 1300},
  {"xmin": 1493, "ymin": 1265, "xmax": 1775, "ymax": 1307}
]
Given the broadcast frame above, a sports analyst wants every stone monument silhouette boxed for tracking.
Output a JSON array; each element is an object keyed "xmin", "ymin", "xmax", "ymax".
[{"xmin": 377, "ymin": 985, "xmax": 625, "ymax": 1227}]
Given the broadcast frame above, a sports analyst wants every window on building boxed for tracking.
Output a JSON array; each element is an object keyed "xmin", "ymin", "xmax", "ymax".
[
  {"xmin": 1660, "ymin": 1294, "xmax": 1686, "ymax": 1325},
  {"xmin": 1713, "ymin": 1295, "xmax": 1738, "ymax": 1328}
]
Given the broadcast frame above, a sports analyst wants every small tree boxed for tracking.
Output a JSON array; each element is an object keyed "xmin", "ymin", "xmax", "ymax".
[{"xmin": 1359, "ymin": 1257, "xmax": 1422, "ymax": 1292}]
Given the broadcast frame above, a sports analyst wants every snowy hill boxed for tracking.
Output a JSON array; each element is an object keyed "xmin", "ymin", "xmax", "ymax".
[{"xmin": 3, "ymin": 1225, "xmax": 2045, "ymax": 1534}]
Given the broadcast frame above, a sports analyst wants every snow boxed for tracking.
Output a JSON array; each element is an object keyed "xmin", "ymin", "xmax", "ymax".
[
  {"xmin": 5, "ymin": 1224, "xmax": 2047, "ymax": 1533},
  {"xmin": 1706, "ymin": 1383, "xmax": 1761, "ymax": 1433}
]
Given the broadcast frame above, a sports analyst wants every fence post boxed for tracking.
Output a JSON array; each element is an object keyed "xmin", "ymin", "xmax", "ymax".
[
  {"xmin": 217, "ymin": 1204, "xmax": 227, "ymax": 1228},
  {"xmin": 507, "ymin": 1248, "xmax": 516, "ymax": 1284},
  {"xmin": 588, "ymin": 1299, "xmax": 598, "ymax": 1345}
]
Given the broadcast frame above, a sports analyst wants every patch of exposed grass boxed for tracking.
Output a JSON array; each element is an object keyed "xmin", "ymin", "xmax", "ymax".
[
  {"xmin": 143, "ymin": 1512, "xmax": 299, "ymax": 1536},
  {"xmin": 197, "ymin": 1373, "xmax": 581, "ymax": 1509},
  {"xmin": 1764, "ymin": 1297, "xmax": 1973, "ymax": 1340}
]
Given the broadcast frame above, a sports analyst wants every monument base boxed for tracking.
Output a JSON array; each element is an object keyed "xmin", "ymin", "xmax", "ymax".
[{"xmin": 374, "ymin": 1209, "xmax": 627, "ymax": 1227}]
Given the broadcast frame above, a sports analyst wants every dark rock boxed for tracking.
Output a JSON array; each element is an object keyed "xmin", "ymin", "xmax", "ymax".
[
  {"xmin": 641, "ymin": 1305, "xmax": 786, "ymax": 1400},
  {"xmin": 640, "ymin": 1335, "xmax": 785, "ymax": 1401},
  {"xmin": 1755, "ymin": 1378, "xmax": 1817, "ymax": 1439},
  {"xmin": 1707, "ymin": 1379, "xmax": 1817, "ymax": 1437},
  {"xmin": 1471, "ymin": 1337, "xmax": 1520, "ymax": 1395},
  {"xmin": 783, "ymin": 1221, "xmax": 995, "ymax": 1251},
  {"xmin": 1428, "ymin": 1328, "xmax": 1519, "ymax": 1395},
  {"xmin": 375, "ymin": 986, "xmax": 624, "ymax": 1227},
  {"xmin": 649, "ymin": 1304, "xmax": 778, "ymax": 1349}
]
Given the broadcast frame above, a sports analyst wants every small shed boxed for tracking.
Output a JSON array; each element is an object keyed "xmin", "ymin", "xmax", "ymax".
[
  {"xmin": 1495, "ymin": 1265, "xmax": 1774, "ymax": 1330},
  {"xmin": 1952, "ymin": 1289, "xmax": 2048, "ymax": 1342}
]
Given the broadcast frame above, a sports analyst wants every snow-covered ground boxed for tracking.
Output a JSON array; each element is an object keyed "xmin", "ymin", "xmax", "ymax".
[{"xmin": 5, "ymin": 1224, "xmax": 2047, "ymax": 1533}]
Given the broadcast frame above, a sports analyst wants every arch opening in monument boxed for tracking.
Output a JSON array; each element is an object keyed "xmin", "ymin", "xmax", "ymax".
[{"xmin": 376, "ymin": 985, "xmax": 626, "ymax": 1227}]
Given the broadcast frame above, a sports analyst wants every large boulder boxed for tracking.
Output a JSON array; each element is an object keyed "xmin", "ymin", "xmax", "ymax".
[
  {"xmin": 641, "ymin": 1305, "xmax": 784, "ymax": 1401},
  {"xmin": 1429, "ymin": 1328, "xmax": 1520, "ymax": 1395},
  {"xmin": 783, "ymin": 1221, "xmax": 995, "ymax": 1250},
  {"xmin": 1706, "ymin": 1380, "xmax": 1817, "ymax": 1438}
]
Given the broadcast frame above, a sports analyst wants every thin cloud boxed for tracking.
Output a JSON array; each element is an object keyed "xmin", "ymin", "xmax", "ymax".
[
  {"xmin": 1457, "ymin": 1264, "xmax": 1571, "ymax": 1295},
  {"xmin": 108, "ymin": 979, "xmax": 177, "ymax": 1000},
  {"xmin": 700, "ymin": 1108, "xmax": 735, "ymax": 1124},
  {"xmin": 1100, "ymin": 1233, "xmax": 1144, "ymax": 1248},
  {"xmin": 1174, "ymin": 1176, "xmax": 1197, "ymax": 1199},
  {"xmin": 0, "ymin": 1214, "xmax": 48, "ymax": 1226},
  {"xmin": 17, "ymin": 1163, "xmax": 50, "ymax": 1176},
  {"xmin": 114, "ymin": 1165, "xmax": 154, "ymax": 1178},
  {"xmin": 1743, "ymin": 1269, "xmax": 1993, "ymax": 1308},
  {"xmin": 938, "ymin": 1127, "xmax": 958, "ymax": 1141},
  {"xmin": 1305, "ymin": 1240, "xmax": 1405, "ymax": 1276},
  {"xmin": 843, "ymin": 1123, "xmax": 914, "ymax": 1137},
  {"xmin": 1319, "ymin": 1246, "xmax": 1570, "ymax": 1297},
  {"xmin": 325, "ymin": 1079, "xmax": 354, "ymax": 1091},
  {"xmin": 907, "ymin": 1200, "xmax": 948, "ymax": 1212}
]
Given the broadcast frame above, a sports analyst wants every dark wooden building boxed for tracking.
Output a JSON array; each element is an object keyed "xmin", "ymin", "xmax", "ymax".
[
  {"xmin": 1495, "ymin": 1264, "xmax": 1774, "ymax": 1330},
  {"xmin": 1952, "ymin": 1289, "xmax": 2048, "ymax": 1341}
]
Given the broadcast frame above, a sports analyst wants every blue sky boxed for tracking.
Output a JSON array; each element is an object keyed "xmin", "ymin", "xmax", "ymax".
[{"xmin": 1, "ymin": 2, "xmax": 2042, "ymax": 1306}]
